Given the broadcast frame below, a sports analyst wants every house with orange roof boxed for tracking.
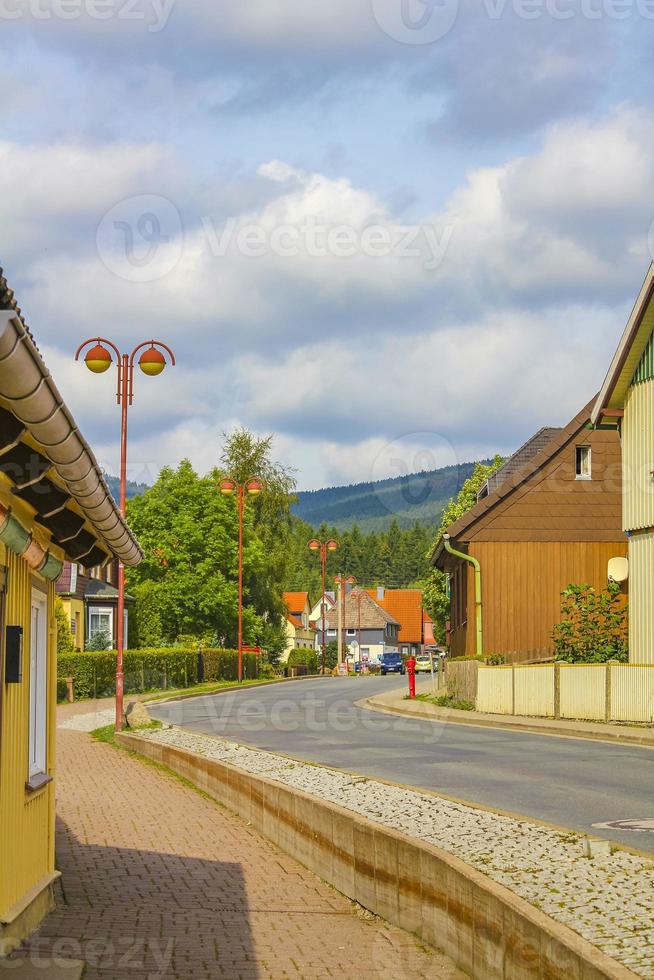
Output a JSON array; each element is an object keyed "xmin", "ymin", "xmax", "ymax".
[
  {"xmin": 364, "ymin": 588, "xmax": 433, "ymax": 658},
  {"xmin": 281, "ymin": 591, "xmax": 316, "ymax": 663}
]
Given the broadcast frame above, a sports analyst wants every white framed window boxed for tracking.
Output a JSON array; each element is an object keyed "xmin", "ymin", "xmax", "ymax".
[
  {"xmin": 576, "ymin": 445, "xmax": 592, "ymax": 480},
  {"xmin": 88, "ymin": 606, "xmax": 113, "ymax": 644},
  {"xmin": 346, "ymin": 629, "xmax": 356, "ymax": 636},
  {"xmin": 327, "ymin": 628, "xmax": 337, "ymax": 636},
  {"xmin": 69, "ymin": 562, "xmax": 78, "ymax": 594},
  {"xmin": 29, "ymin": 589, "xmax": 48, "ymax": 780}
]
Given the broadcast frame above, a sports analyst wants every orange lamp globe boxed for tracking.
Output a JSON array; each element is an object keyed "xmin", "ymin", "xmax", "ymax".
[
  {"xmin": 327, "ymin": 540, "xmax": 338, "ymax": 552},
  {"xmin": 84, "ymin": 343, "xmax": 112, "ymax": 374},
  {"xmin": 308, "ymin": 540, "xmax": 320, "ymax": 552},
  {"xmin": 219, "ymin": 479, "xmax": 235, "ymax": 496},
  {"xmin": 139, "ymin": 347, "xmax": 166, "ymax": 377},
  {"xmin": 246, "ymin": 479, "xmax": 263, "ymax": 497}
]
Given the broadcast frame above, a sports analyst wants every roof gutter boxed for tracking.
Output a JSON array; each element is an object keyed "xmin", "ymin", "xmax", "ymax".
[
  {"xmin": 443, "ymin": 534, "xmax": 483, "ymax": 659},
  {"xmin": 0, "ymin": 311, "xmax": 142, "ymax": 566},
  {"xmin": 0, "ymin": 502, "xmax": 63, "ymax": 581}
]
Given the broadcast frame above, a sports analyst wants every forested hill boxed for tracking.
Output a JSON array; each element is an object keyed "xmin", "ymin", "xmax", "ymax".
[
  {"xmin": 105, "ymin": 474, "xmax": 151, "ymax": 503},
  {"xmin": 293, "ymin": 461, "xmax": 487, "ymax": 532}
]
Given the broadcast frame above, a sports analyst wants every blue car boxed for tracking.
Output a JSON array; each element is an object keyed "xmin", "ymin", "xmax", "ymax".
[{"xmin": 380, "ymin": 651, "xmax": 405, "ymax": 675}]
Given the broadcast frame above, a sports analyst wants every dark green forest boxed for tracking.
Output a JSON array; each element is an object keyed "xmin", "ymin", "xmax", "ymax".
[
  {"xmin": 292, "ymin": 461, "xmax": 486, "ymax": 532},
  {"xmin": 285, "ymin": 518, "xmax": 435, "ymax": 596}
]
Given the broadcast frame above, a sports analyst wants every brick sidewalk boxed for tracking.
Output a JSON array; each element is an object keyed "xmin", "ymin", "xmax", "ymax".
[{"xmin": 20, "ymin": 722, "xmax": 463, "ymax": 979}]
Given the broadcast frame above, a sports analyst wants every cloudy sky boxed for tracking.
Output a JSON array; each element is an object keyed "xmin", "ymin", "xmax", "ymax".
[{"xmin": 2, "ymin": 0, "xmax": 654, "ymax": 490}]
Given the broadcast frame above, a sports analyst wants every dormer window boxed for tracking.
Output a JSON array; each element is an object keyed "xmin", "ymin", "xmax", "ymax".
[{"xmin": 576, "ymin": 446, "xmax": 592, "ymax": 480}]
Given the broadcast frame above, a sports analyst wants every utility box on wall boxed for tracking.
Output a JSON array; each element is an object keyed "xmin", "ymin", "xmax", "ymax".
[{"xmin": 5, "ymin": 626, "xmax": 23, "ymax": 683}]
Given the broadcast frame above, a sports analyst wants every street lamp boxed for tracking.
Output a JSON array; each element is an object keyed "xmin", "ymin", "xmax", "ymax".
[
  {"xmin": 219, "ymin": 478, "xmax": 264, "ymax": 682},
  {"xmin": 333, "ymin": 574, "xmax": 356, "ymax": 667},
  {"xmin": 350, "ymin": 589, "xmax": 367, "ymax": 671},
  {"xmin": 308, "ymin": 538, "xmax": 338, "ymax": 673},
  {"xmin": 76, "ymin": 336, "xmax": 175, "ymax": 732}
]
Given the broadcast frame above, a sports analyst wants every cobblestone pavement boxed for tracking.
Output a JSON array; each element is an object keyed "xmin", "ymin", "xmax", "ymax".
[
  {"xmin": 141, "ymin": 726, "xmax": 654, "ymax": 979},
  {"xmin": 21, "ymin": 725, "xmax": 463, "ymax": 980}
]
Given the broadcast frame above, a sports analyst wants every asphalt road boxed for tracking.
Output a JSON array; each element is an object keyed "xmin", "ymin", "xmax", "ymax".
[{"xmin": 149, "ymin": 676, "xmax": 654, "ymax": 853}]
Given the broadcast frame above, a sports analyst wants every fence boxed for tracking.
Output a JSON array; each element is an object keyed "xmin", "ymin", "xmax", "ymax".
[
  {"xmin": 444, "ymin": 660, "xmax": 479, "ymax": 701},
  {"xmin": 476, "ymin": 662, "xmax": 654, "ymax": 723}
]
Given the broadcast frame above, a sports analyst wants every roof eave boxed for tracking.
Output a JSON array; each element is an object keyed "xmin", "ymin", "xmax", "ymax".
[
  {"xmin": 0, "ymin": 310, "xmax": 143, "ymax": 566},
  {"xmin": 592, "ymin": 262, "xmax": 654, "ymax": 423}
]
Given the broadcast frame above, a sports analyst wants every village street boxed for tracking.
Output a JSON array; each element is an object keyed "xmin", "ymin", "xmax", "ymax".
[{"xmin": 150, "ymin": 677, "xmax": 654, "ymax": 855}]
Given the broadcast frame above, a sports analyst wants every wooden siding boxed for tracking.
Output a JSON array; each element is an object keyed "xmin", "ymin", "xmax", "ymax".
[
  {"xmin": 622, "ymin": 380, "xmax": 654, "ymax": 533},
  {"xmin": 0, "ymin": 545, "xmax": 57, "ymax": 920},
  {"xmin": 628, "ymin": 530, "xmax": 654, "ymax": 664},
  {"xmin": 469, "ymin": 427, "xmax": 622, "ymax": 543},
  {"xmin": 458, "ymin": 540, "xmax": 628, "ymax": 663}
]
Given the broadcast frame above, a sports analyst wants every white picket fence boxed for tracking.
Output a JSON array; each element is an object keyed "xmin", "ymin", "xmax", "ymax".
[{"xmin": 476, "ymin": 663, "xmax": 654, "ymax": 723}]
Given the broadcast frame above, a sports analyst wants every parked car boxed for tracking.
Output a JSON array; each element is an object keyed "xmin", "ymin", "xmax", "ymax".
[
  {"xmin": 414, "ymin": 654, "xmax": 433, "ymax": 673},
  {"xmin": 380, "ymin": 651, "xmax": 405, "ymax": 675}
]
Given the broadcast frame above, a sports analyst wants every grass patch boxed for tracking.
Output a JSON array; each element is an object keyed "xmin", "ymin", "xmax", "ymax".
[
  {"xmin": 141, "ymin": 677, "xmax": 287, "ymax": 702},
  {"xmin": 414, "ymin": 693, "xmax": 475, "ymax": 711},
  {"xmin": 91, "ymin": 719, "xmax": 162, "ymax": 744}
]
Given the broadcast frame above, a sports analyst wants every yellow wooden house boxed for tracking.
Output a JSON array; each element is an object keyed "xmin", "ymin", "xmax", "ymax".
[
  {"xmin": 593, "ymin": 262, "xmax": 654, "ymax": 663},
  {"xmin": 0, "ymin": 276, "xmax": 142, "ymax": 954}
]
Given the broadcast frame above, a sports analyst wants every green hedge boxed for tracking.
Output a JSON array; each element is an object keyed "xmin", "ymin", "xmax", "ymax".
[
  {"xmin": 57, "ymin": 648, "xmax": 255, "ymax": 700},
  {"xmin": 201, "ymin": 649, "xmax": 258, "ymax": 682},
  {"xmin": 287, "ymin": 648, "xmax": 319, "ymax": 673}
]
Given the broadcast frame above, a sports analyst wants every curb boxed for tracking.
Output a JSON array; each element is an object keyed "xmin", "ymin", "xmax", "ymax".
[
  {"xmin": 118, "ymin": 731, "xmax": 640, "ymax": 980},
  {"xmin": 362, "ymin": 696, "xmax": 654, "ymax": 748},
  {"xmin": 145, "ymin": 672, "xmax": 326, "ymax": 706}
]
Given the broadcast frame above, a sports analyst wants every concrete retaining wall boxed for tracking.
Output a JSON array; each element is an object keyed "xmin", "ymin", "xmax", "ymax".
[{"xmin": 118, "ymin": 732, "xmax": 636, "ymax": 980}]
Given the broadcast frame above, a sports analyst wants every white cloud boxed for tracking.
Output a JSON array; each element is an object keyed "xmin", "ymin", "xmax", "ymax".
[{"xmin": 5, "ymin": 106, "xmax": 654, "ymax": 489}]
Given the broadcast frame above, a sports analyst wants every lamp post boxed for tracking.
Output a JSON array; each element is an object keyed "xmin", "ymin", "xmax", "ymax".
[
  {"xmin": 308, "ymin": 538, "xmax": 338, "ymax": 673},
  {"xmin": 350, "ymin": 589, "xmax": 367, "ymax": 671},
  {"xmin": 75, "ymin": 337, "xmax": 175, "ymax": 732},
  {"xmin": 219, "ymin": 478, "xmax": 264, "ymax": 682},
  {"xmin": 334, "ymin": 574, "xmax": 356, "ymax": 666}
]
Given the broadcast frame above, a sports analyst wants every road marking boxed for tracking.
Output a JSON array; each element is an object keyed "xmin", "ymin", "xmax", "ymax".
[{"xmin": 592, "ymin": 817, "xmax": 654, "ymax": 833}]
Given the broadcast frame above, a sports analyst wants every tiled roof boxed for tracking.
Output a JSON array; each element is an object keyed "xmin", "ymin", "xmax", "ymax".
[
  {"xmin": 0, "ymin": 267, "xmax": 34, "ymax": 345},
  {"xmin": 326, "ymin": 588, "xmax": 399, "ymax": 630},
  {"xmin": 364, "ymin": 589, "xmax": 425, "ymax": 644},
  {"xmin": 480, "ymin": 428, "xmax": 562, "ymax": 498},
  {"xmin": 432, "ymin": 398, "xmax": 597, "ymax": 562},
  {"xmin": 288, "ymin": 613, "xmax": 315, "ymax": 632},
  {"xmin": 283, "ymin": 591, "xmax": 310, "ymax": 614}
]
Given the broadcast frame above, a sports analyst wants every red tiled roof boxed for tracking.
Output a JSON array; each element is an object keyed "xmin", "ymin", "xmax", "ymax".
[
  {"xmin": 365, "ymin": 589, "xmax": 425, "ymax": 644},
  {"xmin": 283, "ymin": 591, "xmax": 310, "ymax": 615},
  {"xmin": 288, "ymin": 613, "xmax": 315, "ymax": 632}
]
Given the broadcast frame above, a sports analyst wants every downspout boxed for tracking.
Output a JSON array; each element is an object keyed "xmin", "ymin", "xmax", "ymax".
[{"xmin": 443, "ymin": 534, "xmax": 483, "ymax": 659}]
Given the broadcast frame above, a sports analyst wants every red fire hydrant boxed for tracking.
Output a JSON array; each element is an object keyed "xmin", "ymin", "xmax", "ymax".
[{"xmin": 406, "ymin": 656, "xmax": 417, "ymax": 699}]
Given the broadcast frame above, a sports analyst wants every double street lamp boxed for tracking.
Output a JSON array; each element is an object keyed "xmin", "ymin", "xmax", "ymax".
[
  {"xmin": 308, "ymin": 538, "xmax": 338, "ymax": 673},
  {"xmin": 219, "ymin": 478, "xmax": 264, "ymax": 682},
  {"xmin": 76, "ymin": 336, "xmax": 175, "ymax": 731}
]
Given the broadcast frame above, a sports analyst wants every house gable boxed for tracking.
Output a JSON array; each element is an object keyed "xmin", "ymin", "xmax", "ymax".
[{"xmin": 434, "ymin": 400, "xmax": 623, "ymax": 558}]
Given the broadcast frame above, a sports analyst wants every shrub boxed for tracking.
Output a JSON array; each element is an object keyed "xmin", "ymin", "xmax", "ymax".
[
  {"xmin": 55, "ymin": 598, "xmax": 75, "ymax": 656},
  {"xmin": 85, "ymin": 628, "xmax": 112, "ymax": 652},
  {"xmin": 287, "ymin": 648, "xmax": 319, "ymax": 673},
  {"xmin": 552, "ymin": 582, "xmax": 628, "ymax": 664},
  {"xmin": 201, "ymin": 648, "xmax": 258, "ymax": 682},
  {"xmin": 57, "ymin": 647, "xmax": 253, "ymax": 700}
]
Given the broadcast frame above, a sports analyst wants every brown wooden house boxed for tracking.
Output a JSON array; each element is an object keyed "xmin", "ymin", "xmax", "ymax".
[{"xmin": 432, "ymin": 400, "xmax": 626, "ymax": 663}]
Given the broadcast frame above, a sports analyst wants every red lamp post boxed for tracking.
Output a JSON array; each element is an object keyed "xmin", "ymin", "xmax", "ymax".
[
  {"xmin": 219, "ymin": 478, "xmax": 264, "ymax": 682},
  {"xmin": 76, "ymin": 337, "xmax": 175, "ymax": 732},
  {"xmin": 308, "ymin": 538, "xmax": 338, "ymax": 673},
  {"xmin": 334, "ymin": 574, "xmax": 356, "ymax": 667}
]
